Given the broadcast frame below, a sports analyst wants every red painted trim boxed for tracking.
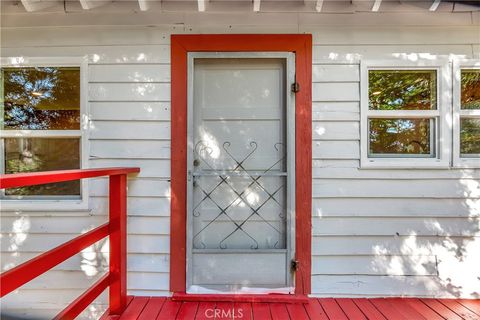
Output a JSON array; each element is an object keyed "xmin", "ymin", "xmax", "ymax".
[
  {"xmin": 0, "ymin": 168, "xmax": 138, "ymax": 317},
  {"xmin": 170, "ymin": 34, "xmax": 312, "ymax": 295},
  {"xmin": 54, "ymin": 273, "xmax": 111, "ymax": 320},
  {"xmin": 0, "ymin": 223, "xmax": 109, "ymax": 297},
  {"xmin": 109, "ymin": 174, "xmax": 128, "ymax": 314},
  {"xmin": 0, "ymin": 167, "xmax": 140, "ymax": 189},
  {"xmin": 170, "ymin": 35, "xmax": 188, "ymax": 293},
  {"xmin": 172, "ymin": 293, "xmax": 309, "ymax": 304}
]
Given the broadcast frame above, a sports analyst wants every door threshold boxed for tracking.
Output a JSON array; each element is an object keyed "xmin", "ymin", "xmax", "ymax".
[{"xmin": 172, "ymin": 293, "xmax": 309, "ymax": 303}]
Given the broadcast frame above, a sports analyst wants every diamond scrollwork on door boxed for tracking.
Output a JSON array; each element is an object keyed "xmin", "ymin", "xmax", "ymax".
[{"xmin": 192, "ymin": 140, "xmax": 287, "ymax": 250}]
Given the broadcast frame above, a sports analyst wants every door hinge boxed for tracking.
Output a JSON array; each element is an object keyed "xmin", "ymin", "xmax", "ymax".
[
  {"xmin": 291, "ymin": 82, "xmax": 300, "ymax": 93},
  {"xmin": 291, "ymin": 259, "xmax": 299, "ymax": 272}
]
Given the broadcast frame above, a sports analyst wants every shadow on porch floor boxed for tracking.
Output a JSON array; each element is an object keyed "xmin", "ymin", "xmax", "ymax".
[{"xmin": 103, "ymin": 296, "xmax": 480, "ymax": 320}]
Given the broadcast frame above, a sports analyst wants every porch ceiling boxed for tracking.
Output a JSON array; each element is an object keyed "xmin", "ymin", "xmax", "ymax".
[{"xmin": 2, "ymin": 0, "xmax": 480, "ymax": 14}]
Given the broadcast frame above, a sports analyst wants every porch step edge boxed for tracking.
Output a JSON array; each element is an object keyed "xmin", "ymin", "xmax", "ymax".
[{"xmin": 171, "ymin": 293, "xmax": 309, "ymax": 304}]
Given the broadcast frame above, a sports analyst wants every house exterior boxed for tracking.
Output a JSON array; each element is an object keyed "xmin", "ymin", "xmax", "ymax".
[{"xmin": 0, "ymin": 0, "xmax": 479, "ymax": 319}]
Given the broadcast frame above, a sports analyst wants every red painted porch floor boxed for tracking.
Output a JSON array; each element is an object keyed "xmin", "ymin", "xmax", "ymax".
[{"xmin": 105, "ymin": 296, "xmax": 480, "ymax": 320}]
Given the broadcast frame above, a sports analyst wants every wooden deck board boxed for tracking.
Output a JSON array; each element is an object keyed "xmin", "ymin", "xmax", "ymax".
[
  {"xmin": 156, "ymin": 299, "xmax": 182, "ymax": 320},
  {"xmin": 234, "ymin": 302, "xmax": 253, "ymax": 320},
  {"xmin": 195, "ymin": 302, "xmax": 216, "ymax": 320},
  {"xmin": 304, "ymin": 299, "xmax": 329, "ymax": 320},
  {"xmin": 137, "ymin": 297, "xmax": 166, "ymax": 320},
  {"xmin": 270, "ymin": 302, "xmax": 290, "ymax": 319},
  {"xmin": 102, "ymin": 296, "xmax": 480, "ymax": 320},
  {"xmin": 176, "ymin": 302, "xmax": 199, "ymax": 320},
  {"xmin": 370, "ymin": 299, "xmax": 408, "ymax": 320},
  {"xmin": 286, "ymin": 303, "xmax": 310, "ymax": 320},
  {"xmin": 438, "ymin": 299, "xmax": 480, "ymax": 320},
  {"xmin": 336, "ymin": 298, "xmax": 368, "ymax": 320},
  {"xmin": 118, "ymin": 296, "xmax": 149, "ymax": 320},
  {"xmin": 388, "ymin": 298, "xmax": 428, "ymax": 320},
  {"xmin": 421, "ymin": 299, "xmax": 464, "ymax": 320},
  {"xmin": 352, "ymin": 298, "xmax": 387, "ymax": 320},
  {"xmin": 252, "ymin": 302, "xmax": 272, "ymax": 320},
  {"xmin": 320, "ymin": 298, "xmax": 349, "ymax": 320},
  {"xmin": 404, "ymin": 298, "xmax": 444, "ymax": 320},
  {"xmin": 457, "ymin": 299, "xmax": 480, "ymax": 316}
]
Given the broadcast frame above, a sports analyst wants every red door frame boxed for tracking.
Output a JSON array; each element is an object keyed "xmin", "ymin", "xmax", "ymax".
[{"xmin": 170, "ymin": 34, "xmax": 312, "ymax": 296}]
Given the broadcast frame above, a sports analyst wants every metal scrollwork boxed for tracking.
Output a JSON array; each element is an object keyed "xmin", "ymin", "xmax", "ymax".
[{"xmin": 192, "ymin": 140, "xmax": 287, "ymax": 250}]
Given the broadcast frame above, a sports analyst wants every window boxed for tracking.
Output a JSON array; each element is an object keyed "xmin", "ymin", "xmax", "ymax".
[
  {"xmin": 453, "ymin": 60, "xmax": 480, "ymax": 167},
  {"xmin": 1, "ymin": 58, "xmax": 87, "ymax": 209},
  {"xmin": 361, "ymin": 60, "xmax": 451, "ymax": 168}
]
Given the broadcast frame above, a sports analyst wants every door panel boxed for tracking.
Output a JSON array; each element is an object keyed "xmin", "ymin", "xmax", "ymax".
[{"xmin": 187, "ymin": 55, "xmax": 294, "ymax": 293}]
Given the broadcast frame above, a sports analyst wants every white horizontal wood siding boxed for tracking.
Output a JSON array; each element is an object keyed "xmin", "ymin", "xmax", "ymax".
[
  {"xmin": 311, "ymin": 44, "xmax": 480, "ymax": 298},
  {"xmin": 1, "ymin": 11, "xmax": 479, "ymax": 318}
]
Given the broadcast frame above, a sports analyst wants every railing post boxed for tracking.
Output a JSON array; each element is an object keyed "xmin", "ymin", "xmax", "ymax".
[{"xmin": 109, "ymin": 174, "xmax": 127, "ymax": 315}]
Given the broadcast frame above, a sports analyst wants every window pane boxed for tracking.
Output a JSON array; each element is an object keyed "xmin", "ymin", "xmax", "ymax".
[
  {"xmin": 4, "ymin": 138, "xmax": 80, "ymax": 196},
  {"xmin": 369, "ymin": 118, "xmax": 433, "ymax": 156},
  {"xmin": 369, "ymin": 70, "xmax": 437, "ymax": 110},
  {"xmin": 461, "ymin": 69, "xmax": 480, "ymax": 110},
  {"xmin": 2, "ymin": 67, "xmax": 80, "ymax": 130},
  {"xmin": 460, "ymin": 118, "xmax": 480, "ymax": 156}
]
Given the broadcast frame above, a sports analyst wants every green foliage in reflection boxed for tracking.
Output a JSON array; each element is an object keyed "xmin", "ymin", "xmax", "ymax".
[
  {"xmin": 460, "ymin": 118, "xmax": 480, "ymax": 155},
  {"xmin": 369, "ymin": 118, "xmax": 431, "ymax": 155},
  {"xmin": 369, "ymin": 70, "xmax": 436, "ymax": 110},
  {"xmin": 1, "ymin": 67, "xmax": 80, "ymax": 129},
  {"xmin": 4, "ymin": 138, "xmax": 81, "ymax": 196},
  {"xmin": 461, "ymin": 70, "xmax": 480, "ymax": 110}
]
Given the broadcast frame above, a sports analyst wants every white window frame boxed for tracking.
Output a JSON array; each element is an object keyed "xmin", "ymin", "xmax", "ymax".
[
  {"xmin": 453, "ymin": 59, "xmax": 480, "ymax": 168},
  {"xmin": 360, "ymin": 59, "xmax": 451, "ymax": 169},
  {"xmin": 0, "ymin": 56, "xmax": 89, "ymax": 211}
]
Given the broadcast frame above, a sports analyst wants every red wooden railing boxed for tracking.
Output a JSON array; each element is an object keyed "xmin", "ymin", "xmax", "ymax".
[{"xmin": 0, "ymin": 167, "xmax": 140, "ymax": 319}]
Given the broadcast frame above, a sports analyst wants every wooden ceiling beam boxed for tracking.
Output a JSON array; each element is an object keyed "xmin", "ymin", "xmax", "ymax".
[
  {"xmin": 429, "ymin": 0, "xmax": 441, "ymax": 11},
  {"xmin": 315, "ymin": 0, "xmax": 324, "ymax": 12},
  {"xmin": 20, "ymin": 0, "xmax": 56, "ymax": 12},
  {"xmin": 372, "ymin": 0, "xmax": 382, "ymax": 11},
  {"xmin": 197, "ymin": 0, "xmax": 208, "ymax": 12},
  {"xmin": 79, "ymin": 0, "xmax": 107, "ymax": 10},
  {"xmin": 253, "ymin": 0, "xmax": 261, "ymax": 12},
  {"xmin": 138, "ymin": 0, "xmax": 150, "ymax": 11}
]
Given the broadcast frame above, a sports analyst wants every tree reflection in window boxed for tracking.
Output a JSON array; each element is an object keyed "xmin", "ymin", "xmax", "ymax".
[
  {"xmin": 2, "ymin": 67, "xmax": 80, "ymax": 130},
  {"xmin": 461, "ymin": 70, "xmax": 480, "ymax": 110},
  {"xmin": 460, "ymin": 118, "xmax": 480, "ymax": 156},
  {"xmin": 369, "ymin": 70, "xmax": 436, "ymax": 110},
  {"xmin": 367, "ymin": 69, "xmax": 437, "ymax": 158},
  {"xmin": 4, "ymin": 138, "xmax": 81, "ymax": 196},
  {"xmin": 1, "ymin": 66, "xmax": 81, "ymax": 197},
  {"xmin": 369, "ymin": 118, "xmax": 432, "ymax": 155}
]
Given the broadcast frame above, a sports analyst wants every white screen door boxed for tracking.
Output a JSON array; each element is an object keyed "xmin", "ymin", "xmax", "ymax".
[{"xmin": 187, "ymin": 53, "xmax": 295, "ymax": 294}]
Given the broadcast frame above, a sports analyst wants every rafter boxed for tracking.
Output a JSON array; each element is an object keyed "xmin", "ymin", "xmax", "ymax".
[
  {"xmin": 197, "ymin": 0, "xmax": 208, "ymax": 12},
  {"xmin": 253, "ymin": 0, "xmax": 261, "ymax": 12},
  {"xmin": 138, "ymin": 0, "xmax": 150, "ymax": 11},
  {"xmin": 79, "ymin": 0, "xmax": 106, "ymax": 10},
  {"xmin": 315, "ymin": 0, "xmax": 324, "ymax": 12},
  {"xmin": 371, "ymin": 0, "xmax": 382, "ymax": 11},
  {"xmin": 20, "ymin": 0, "xmax": 56, "ymax": 12},
  {"xmin": 429, "ymin": 0, "xmax": 441, "ymax": 11}
]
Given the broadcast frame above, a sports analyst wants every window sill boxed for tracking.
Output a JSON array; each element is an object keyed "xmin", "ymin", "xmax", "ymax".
[
  {"xmin": 0, "ymin": 198, "xmax": 89, "ymax": 212},
  {"xmin": 360, "ymin": 158, "xmax": 450, "ymax": 169},
  {"xmin": 453, "ymin": 158, "xmax": 480, "ymax": 169}
]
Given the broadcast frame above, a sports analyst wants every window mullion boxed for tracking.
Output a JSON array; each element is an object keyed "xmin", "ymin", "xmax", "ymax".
[
  {"xmin": 0, "ymin": 130, "xmax": 81, "ymax": 138},
  {"xmin": 367, "ymin": 110, "xmax": 439, "ymax": 118},
  {"xmin": 459, "ymin": 110, "xmax": 480, "ymax": 117}
]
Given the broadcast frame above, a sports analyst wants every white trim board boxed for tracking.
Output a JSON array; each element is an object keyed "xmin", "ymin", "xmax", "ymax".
[
  {"xmin": 452, "ymin": 58, "xmax": 480, "ymax": 168},
  {"xmin": 0, "ymin": 56, "xmax": 90, "ymax": 211},
  {"xmin": 360, "ymin": 59, "xmax": 452, "ymax": 169}
]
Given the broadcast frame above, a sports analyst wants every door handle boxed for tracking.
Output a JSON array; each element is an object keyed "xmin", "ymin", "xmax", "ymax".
[{"xmin": 188, "ymin": 170, "xmax": 198, "ymax": 186}]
